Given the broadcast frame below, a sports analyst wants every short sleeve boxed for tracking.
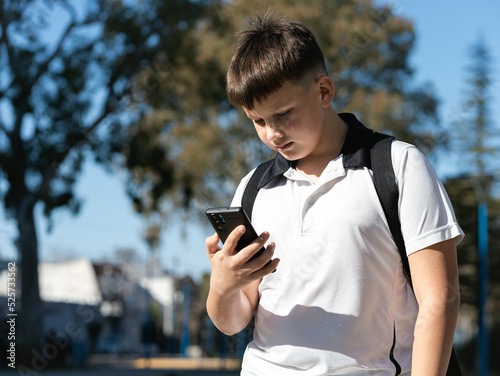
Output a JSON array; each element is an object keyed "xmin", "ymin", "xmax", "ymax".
[{"xmin": 392, "ymin": 142, "xmax": 464, "ymax": 255}]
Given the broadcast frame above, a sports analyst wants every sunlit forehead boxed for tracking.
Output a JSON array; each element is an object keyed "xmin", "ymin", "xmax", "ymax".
[{"xmin": 245, "ymin": 82, "xmax": 306, "ymax": 121}]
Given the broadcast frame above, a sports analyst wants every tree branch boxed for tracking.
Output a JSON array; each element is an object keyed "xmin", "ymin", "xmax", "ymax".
[
  {"xmin": 27, "ymin": 7, "xmax": 78, "ymax": 92},
  {"xmin": 21, "ymin": 2, "xmax": 102, "ymax": 101},
  {"xmin": 31, "ymin": 1, "xmax": 158, "ymax": 202},
  {"xmin": 0, "ymin": 3, "xmax": 21, "ymax": 102},
  {"xmin": 34, "ymin": 85, "xmax": 129, "ymax": 201}
]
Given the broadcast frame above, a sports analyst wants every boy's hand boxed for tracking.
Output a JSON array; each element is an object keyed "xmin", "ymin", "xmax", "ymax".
[{"xmin": 205, "ymin": 225, "xmax": 279, "ymax": 297}]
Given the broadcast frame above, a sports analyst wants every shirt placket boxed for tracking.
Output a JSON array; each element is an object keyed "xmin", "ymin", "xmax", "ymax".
[
  {"xmin": 300, "ymin": 161, "xmax": 346, "ymax": 234},
  {"xmin": 300, "ymin": 186, "xmax": 319, "ymax": 235}
]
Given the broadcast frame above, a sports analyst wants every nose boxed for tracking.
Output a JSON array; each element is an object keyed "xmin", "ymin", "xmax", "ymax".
[{"xmin": 266, "ymin": 123, "xmax": 284, "ymax": 142}]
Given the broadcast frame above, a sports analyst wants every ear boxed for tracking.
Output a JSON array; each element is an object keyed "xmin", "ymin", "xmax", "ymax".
[{"xmin": 317, "ymin": 76, "xmax": 335, "ymax": 107}]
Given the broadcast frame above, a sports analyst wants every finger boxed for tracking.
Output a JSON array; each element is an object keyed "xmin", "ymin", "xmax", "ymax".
[
  {"xmin": 238, "ymin": 231, "xmax": 270, "ymax": 261},
  {"xmin": 252, "ymin": 242, "xmax": 276, "ymax": 268},
  {"xmin": 245, "ymin": 241, "xmax": 276, "ymax": 272},
  {"xmin": 205, "ymin": 232, "xmax": 221, "ymax": 256},
  {"xmin": 221, "ymin": 225, "xmax": 247, "ymax": 255},
  {"xmin": 252, "ymin": 257, "xmax": 280, "ymax": 279}
]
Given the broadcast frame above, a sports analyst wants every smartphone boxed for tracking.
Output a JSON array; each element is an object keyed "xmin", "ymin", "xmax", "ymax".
[{"xmin": 205, "ymin": 206, "xmax": 265, "ymax": 259}]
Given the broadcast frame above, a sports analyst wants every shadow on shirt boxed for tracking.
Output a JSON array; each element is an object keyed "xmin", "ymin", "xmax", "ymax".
[{"xmin": 254, "ymin": 304, "xmax": 390, "ymax": 354}]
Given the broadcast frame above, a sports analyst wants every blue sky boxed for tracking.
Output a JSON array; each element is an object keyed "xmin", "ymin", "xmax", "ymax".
[{"xmin": 0, "ymin": 0, "xmax": 499, "ymax": 280}]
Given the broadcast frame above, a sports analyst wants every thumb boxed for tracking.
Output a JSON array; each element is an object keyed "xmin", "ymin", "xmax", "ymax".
[{"xmin": 205, "ymin": 232, "xmax": 221, "ymax": 256}]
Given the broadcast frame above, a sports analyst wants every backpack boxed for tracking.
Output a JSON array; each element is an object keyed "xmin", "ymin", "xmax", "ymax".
[{"xmin": 241, "ymin": 132, "xmax": 462, "ymax": 376}]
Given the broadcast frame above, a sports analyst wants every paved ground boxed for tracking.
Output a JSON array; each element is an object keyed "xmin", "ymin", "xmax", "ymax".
[
  {"xmin": 34, "ymin": 370, "xmax": 239, "ymax": 376},
  {"xmin": 8, "ymin": 370, "xmax": 239, "ymax": 376},
  {"xmin": 4, "ymin": 355, "xmax": 241, "ymax": 375}
]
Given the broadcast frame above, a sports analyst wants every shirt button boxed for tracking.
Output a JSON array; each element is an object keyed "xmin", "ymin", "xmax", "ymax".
[{"xmin": 307, "ymin": 197, "xmax": 314, "ymax": 205}]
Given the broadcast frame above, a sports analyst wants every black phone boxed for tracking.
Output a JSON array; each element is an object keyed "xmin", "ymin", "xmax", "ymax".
[{"xmin": 205, "ymin": 206, "xmax": 265, "ymax": 259}]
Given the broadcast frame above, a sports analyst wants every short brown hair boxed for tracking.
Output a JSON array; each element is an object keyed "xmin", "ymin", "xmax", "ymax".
[{"xmin": 226, "ymin": 10, "xmax": 327, "ymax": 109}]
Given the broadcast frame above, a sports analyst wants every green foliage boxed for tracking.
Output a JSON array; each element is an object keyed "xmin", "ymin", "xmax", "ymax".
[{"xmin": 129, "ymin": 0, "xmax": 441, "ymax": 223}]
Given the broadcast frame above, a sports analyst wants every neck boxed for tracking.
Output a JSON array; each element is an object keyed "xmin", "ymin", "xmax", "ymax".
[{"xmin": 295, "ymin": 110, "xmax": 348, "ymax": 181}]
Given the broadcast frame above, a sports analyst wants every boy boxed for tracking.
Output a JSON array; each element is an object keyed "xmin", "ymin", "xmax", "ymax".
[{"xmin": 205, "ymin": 11, "xmax": 464, "ymax": 375}]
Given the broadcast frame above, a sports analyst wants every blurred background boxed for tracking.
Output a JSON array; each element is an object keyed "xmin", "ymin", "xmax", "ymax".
[{"xmin": 0, "ymin": 0, "xmax": 498, "ymax": 374}]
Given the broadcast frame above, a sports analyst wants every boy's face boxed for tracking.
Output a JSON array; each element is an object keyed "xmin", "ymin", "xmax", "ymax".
[{"xmin": 243, "ymin": 78, "xmax": 335, "ymax": 163}]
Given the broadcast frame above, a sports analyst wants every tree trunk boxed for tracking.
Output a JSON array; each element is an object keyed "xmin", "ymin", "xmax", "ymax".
[{"xmin": 16, "ymin": 195, "xmax": 43, "ymax": 368}]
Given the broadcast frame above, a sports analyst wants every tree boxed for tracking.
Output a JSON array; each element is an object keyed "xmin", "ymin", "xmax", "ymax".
[
  {"xmin": 0, "ymin": 0, "xmax": 202, "ymax": 364},
  {"xmin": 451, "ymin": 37, "xmax": 498, "ymax": 176}
]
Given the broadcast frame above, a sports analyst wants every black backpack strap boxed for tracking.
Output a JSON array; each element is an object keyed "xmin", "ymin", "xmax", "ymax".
[
  {"xmin": 370, "ymin": 135, "xmax": 412, "ymax": 285},
  {"xmin": 241, "ymin": 159, "xmax": 274, "ymax": 221}
]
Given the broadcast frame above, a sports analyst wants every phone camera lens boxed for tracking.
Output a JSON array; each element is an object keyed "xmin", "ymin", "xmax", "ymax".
[{"xmin": 218, "ymin": 214, "xmax": 226, "ymax": 224}]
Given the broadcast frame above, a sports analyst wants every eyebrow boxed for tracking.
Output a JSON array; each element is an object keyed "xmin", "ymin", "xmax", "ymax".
[
  {"xmin": 272, "ymin": 103, "xmax": 292, "ymax": 113},
  {"xmin": 248, "ymin": 105, "xmax": 291, "ymax": 119}
]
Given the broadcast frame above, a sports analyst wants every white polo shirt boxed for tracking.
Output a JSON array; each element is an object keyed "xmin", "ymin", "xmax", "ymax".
[{"xmin": 230, "ymin": 114, "xmax": 464, "ymax": 375}]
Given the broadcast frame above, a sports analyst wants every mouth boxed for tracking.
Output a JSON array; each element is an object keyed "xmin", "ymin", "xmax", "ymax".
[{"xmin": 276, "ymin": 142, "xmax": 293, "ymax": 152}]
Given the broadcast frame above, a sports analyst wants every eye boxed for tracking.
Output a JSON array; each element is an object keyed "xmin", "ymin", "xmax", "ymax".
[
  {"xmin": 277, "ymin": 110, "xmax": 288, "ymax": 117},
  {"xmin": 254, "ymin": 118, "xmax": 265, "ymax": 126}
]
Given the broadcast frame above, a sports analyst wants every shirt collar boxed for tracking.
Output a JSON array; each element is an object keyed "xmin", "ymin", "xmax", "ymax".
[{"xmin": 256, "ymin": 112, "xmax": 376, "ymax": 189}]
